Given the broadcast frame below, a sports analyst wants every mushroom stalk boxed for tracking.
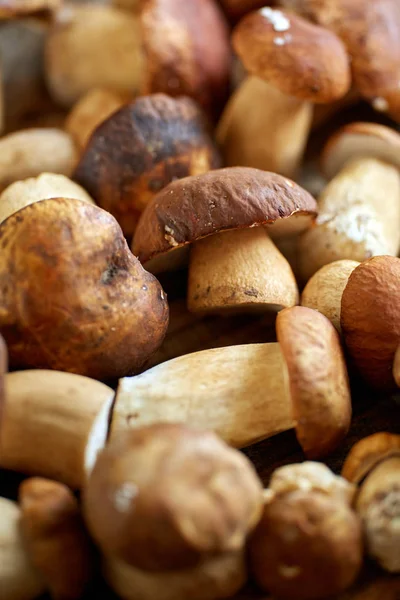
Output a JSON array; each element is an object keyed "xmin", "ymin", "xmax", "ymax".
[{"xmin": 188, "ymin": 227, "xmax": 299, "ymax": 314}]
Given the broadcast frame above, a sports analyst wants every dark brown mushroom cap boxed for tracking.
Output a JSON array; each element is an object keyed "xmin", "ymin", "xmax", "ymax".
[
  {"xmin": 232, "ymin": 7, "xmax": 351, "ymax": 103},
  {"xmin": 276, "ymin": 306, "xmax": 351, "ymax": 458},
  {"xmin": 340, "ymin": 256, "xmax": 400, "ymax": 391},
  {"xmin": 74, "ymin": 94, "xmax": 220, "ymax": 238},
  {"xmin": 341, "ymin": 433, "xmax": 400, "ymax": 485},
  {"xmin": 0, "ymin": 198, "xmax": 168, "ymax": 380},
  {"xmin": 133, "ymin": 167, "xmax": 317, "ymax": 265}
]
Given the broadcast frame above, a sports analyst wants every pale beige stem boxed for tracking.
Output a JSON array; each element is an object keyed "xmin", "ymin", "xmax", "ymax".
[
  {"xmin": 216, "ymin": 76, "xmax": 312, "ymax": 178},
  {"xmin": 299, "ymin": 158, "xmax": 400, "ymax": 282},
  {"xmin": 188, "ymin": 227, "xmax": 299, "ymax": 314},
  {"xmin": 111, "ymin": 343, "xmax": 294, "ymax": 448},
  {"xmin": 0, "ymin": 498, "xmax": 45, "ymax": 600},
  {"xmin": 393, "ymin": 346, "xmax": 400, "ymax": 387},
  {"xmin": 0, "ymin": 371, "xmax": 115, "ymax": 489}
]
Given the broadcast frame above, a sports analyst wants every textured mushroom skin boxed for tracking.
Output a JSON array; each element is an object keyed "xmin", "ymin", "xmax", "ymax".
[
  {"xmin": 133, "ymin": 167, "xmax": 317, "ymax": 263},
  {"xmin": 0, "ymin": 198, "xmax": 168, "ymax": 379},
  {"xmin": 341, "ymin": 256, "xmax": 400, "ymax": 390},
  {"xmin": 74, "ymin": 94, "xmax": 220, "ymax": 237}
]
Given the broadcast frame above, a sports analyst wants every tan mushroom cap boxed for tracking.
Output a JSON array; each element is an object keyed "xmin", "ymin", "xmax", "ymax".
[
  {"xmin": 341, "ymin": 433, "xmax": 400, "ymax": 485},
  {"xmin": 276, "ymin": 306, "xmax": 351, "ymax": 458},
  {"xmin": 340, "ymin": 256, "xmax": 400, "ymax": 390},
  {"xmin": 133, "ymin": 167, "xmax": 317, "ymax": 269},
  {"xmin": 394, "ymin": 345, "xmax": 400, "ymax": 387},
  {"xmin": 232, "ymin": 7, "xmax": 351, "ymax": 103},
  {"xmin": 321, "ymin": 122, "xmax": 400, "ymax": 180}
]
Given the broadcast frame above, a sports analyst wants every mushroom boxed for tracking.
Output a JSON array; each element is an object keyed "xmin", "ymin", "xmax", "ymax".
[
  {"xmin": 111, "ymin": 306, "xmax": 351, "ymax": 458},
  {"xmin": 216, "ymin": 7, "xmax": 351, "ymax": 178},
  {"xmin": 342, "ymin": 433, "xmax": 400, "ymax": 573},
  {"xmin": 83, "ymin": 423, "xmax": 263, "ymax": 571},
  {"xmin": 249, "ymin": 462, "xmax": 363, "ymax": 599},
  {"xmin": 394, "ymin": 346, "xmax": 400, "ymax": 388},
  {"xmin": 45, "ymin": 0, "xmax": 230, "ymax": 119},
  {"xmin": 133, "ymin": 167, "xmax": 317, "ymax": 314},
  {"xmin": 0, "ymin": 497, "xmax": 45, "ymax": 600},
  {"xmin": 19, "ymin": 477, "xmax": 94, "ymax": 599},
  {"xmin": 0, "ymin": 370, "xmax": 115, "ymax": 488},
  {"xmin": 299, "ymin": 123, "xmax": 400, "ymax": 281},
  {"xmin": 74, "ymin": 94, "xmax": 221, "ymax": 237},
  {"xmin": 0, "ymin": 198, "xmax": 168, "ymax": 378}
]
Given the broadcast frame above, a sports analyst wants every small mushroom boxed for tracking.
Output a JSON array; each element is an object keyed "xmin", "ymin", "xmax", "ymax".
[
  {"xmin": 249, "ymin": 462, "xmax": 363, "ymax": 599},
  {"xmin": 0, "ymin": 497, "xmax": 45, "ymax": 600},
  {"xmin": 342, "ymin": 433, "xmax": 400, "ymax": 573},
  {"xmin": 0, "ymin": 198, "xmax": 168, "ymax": 378},
  {"xmin": 0, "ymin": 370, "xmax": 115, "ymax": 488},
  {"xmin": 394, "ymin": 346, "xmax": 400, "ymax": 388},
  {"xmin": 74, "ymin": 94, "xmax": 220, "ymax": 237},
  {"xmin": 217, "ymin": 7, "xmax": 351, "ymax": 177},
  {"xmin": 83, "ymin": 423, "xmax": 263, "ymax": 570},
  {"xmin": 133, "ymin": 167, "xmax": 317, "ymax": 314},
  {"xmin": 299, "ymin": 123, "xmax": 400, "ymax": 281},
  {"xmin": 19, "ymin": 478, "xmax": 95, "ymax": 600},
  {"xmin": 111, "ymin": 306, "xmax": 351, "ymax": 458}
]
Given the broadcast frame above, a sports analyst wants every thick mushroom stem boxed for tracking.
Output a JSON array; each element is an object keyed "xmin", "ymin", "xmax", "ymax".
[
  {"xmin": 299, "ymin": 158, "xmax": 400, "ymax": 281},
  {"xmin": 394, "ymin": 346, "xmax": 400, "ymax": 388},
  {"xmin": 111, "ymin": 343, "xmax": 294, "ymax": 449},
  {"xmin": 217, "ymin": 77, "xmax": 312, "ymax": 178},
  {"xmin": 0, "ymin": 371, "xmax": 115, "ymax": 489},
  {"xmin": 187, "ymin": 227, "xmax": 299, "ymax": 314}
]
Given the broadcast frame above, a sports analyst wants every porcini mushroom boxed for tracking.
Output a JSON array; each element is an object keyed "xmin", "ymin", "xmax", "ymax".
[
  {"xmin": 342, "ymin": 433, "xmax": 400, "ymax": 573},
  {"xmin": 84, "ymin": 423, "xmax": 263, "ymax": 571},
  {"xmin": 74, "ymin": 94, "xmax": 220, "ymax": 237},
  {"xmin": 299, "ymin": 123, "xmax": 400, "ymax": 281},
  {"xmin": 111, "ymin": 306, "xmax": 351, "ymax": 458},
  {"xmin": 133, "ymin": 167, "xmax": 317, "ymax": 314},
  {"xmin": 217, "ymin": 7, "xmax": 351, "ymax": 177},
  {"xmin": 0, "ymin": 198, "xmax": 168, "ymax": 378}
]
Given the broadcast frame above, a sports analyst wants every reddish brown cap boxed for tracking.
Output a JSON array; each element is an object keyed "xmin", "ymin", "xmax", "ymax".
[
  {"xmin": 74, "ymin": 94, "xmax": 220, "ymax": 237},
  {"xmin": 133, "ymin": 167, "xmax": 317, "ymax": 270},
  {"xmin": 340, "ymin": 256, "xmax": 400, "ymax": 390},
  {"xmin": 342, "ymin": 432, "xmax": 400, "ymax": 485},
  {"xmin": 232, "ymin": 7, "xmax": 351, "ymax": 103},
  {"xmin": 276, "ymin": 306, "xmax": 352, "ymax": 458}
]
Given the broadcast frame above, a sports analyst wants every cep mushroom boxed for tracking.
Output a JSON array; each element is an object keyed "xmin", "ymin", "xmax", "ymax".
[
  {"xmin": 342, "ymin": 433, "xmax": 400, "ymax": 573},
  {"xmin": 74, "ymin": 94, "xmax": 221, "ymax": 237},
  {"xmin": 217, "ymin": 7, "xmax": 351, "ymax": 177},
  {"xmin": 299, "ymin": 123, "xmax": 400, "ymax": 281},
  {"xmin": 111, "ymin": 306, "xmax": 351, "ymax": 458},
  {"xmin": 133, "ymin": 167, "xmax": 317, "ymax": 315},
  {"xmin": 0, "ymin": 198, "xmax": 168, "ymax": 378}
]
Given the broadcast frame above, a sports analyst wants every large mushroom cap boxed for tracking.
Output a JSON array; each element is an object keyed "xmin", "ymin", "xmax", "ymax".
[
  {"xmin": 321, "ymin": 122, "xmax": 400, "ymax": 180},
  {"xmin": 133, "ymin": 167, "xmax": 317, "ymax": 271},
  {"xmin": 232, "ymin": 7, "xmax": 351, "ymax": 103},
  {"xmin": 341, "ymin": 432, "xmax": 400, "ymax": 485},
  {"xmin": 340, "ymin": 256, "xmax": 400, "ymax": 390},
  {"xmin": 276, "ymin": 306, "xmax": 351, "ymax": 458}
]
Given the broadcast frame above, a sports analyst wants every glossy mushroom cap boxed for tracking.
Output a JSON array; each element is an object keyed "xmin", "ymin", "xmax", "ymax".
[
  {"xmin": 74, "ymin": 94, "xmax": 220, "ymax": 237},
  {"xmin": 276, "ymin": 306, "xmax": 352, "ymax": 458},
  {"xmin": 133, "ymin": 167, "xmax": 317, "ymax": 272},
  {"xmin": 0, "ymin": 198, "xmax": 168, "ymax": 379},
  {"xmin": 342, "ymin": 432, "xmax": 400, "ymax": 485},
  {"xmin": 340, "ymin": 256, "xmax": 400, "ymax": 390},
  {"xmin": 83, "ymin": 423, "xmax": 263, "ymax": 571},
  {"xmin": 232, "ymin": 7, "xmax": 351, "ymax": 103}
]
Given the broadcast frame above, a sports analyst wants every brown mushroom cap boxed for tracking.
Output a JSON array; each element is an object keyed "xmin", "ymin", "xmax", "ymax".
[
  {"xmin": 321, "ymin": 122, "xmax": 400, "ymax": 180},
  {"xmin": 342, "ymin": 433, "xmax": 400, "ymax": 485},
  {"xmin": 232, "ymin": 7, "xmax": 351, "ymax": 103},
  {"xmin": 74, "ymin": 94, "xmax": 220, "ymax": 237},
  {"xmin": 276, "ymin": 306, "xmax": 351, "ymax": 458},
  {"xmin": 0, "ymin": 198, "xmax": 168, "ymax": 379},
  {"xmin": 340, "ymin": 256, "xmax": 400, "ymax": 390},
  {"xmin": 133, "ymin": 167, "xmax": 317, "ymax": 269},
  {"xmin": 83, "ymin": 423, "xmax": 263, "ymax": 571}
]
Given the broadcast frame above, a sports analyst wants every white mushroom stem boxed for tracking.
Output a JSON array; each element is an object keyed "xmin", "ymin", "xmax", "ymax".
[
  {"xmin": 299, "ymin": 158, "xmax": 400, "ymax": 281},
  {"xmin": 216, "ymin": 76, "xmax": 312, "ymax": 178},
  {"xmin": 187, "ymin": 227, "xmax": 299, "ymax": 314},
  {"xmin": 0, "ymin": 498, "xmax": 45, "ymax": 600},
  {"xmin": 0, "ymin": 371, "xmax": 115, "ymax": 489},
  {"xmin": 111, "ymin": 343, "xmax": 294, "ymax": 448}
]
